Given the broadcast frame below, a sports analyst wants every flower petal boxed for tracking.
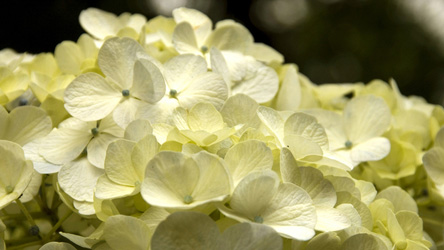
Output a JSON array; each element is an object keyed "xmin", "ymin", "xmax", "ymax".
[{"xmin": 64, "ymin": 72, "xmax": 121, "ymax": 121}]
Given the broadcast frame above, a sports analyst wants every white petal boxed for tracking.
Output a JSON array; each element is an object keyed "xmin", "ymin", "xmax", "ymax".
[
  {"xmin": 172, "ymin": 7, "xmax": 212, "ymax": 44},
  {"xmin": 39, "ymin": 127, "xmax": 92, "ymax": 165},
  {"xmin": 206, "ymin": 21, "xmax": 253, "ymax": 52},
  {"xmin": 225, "ymin": 140, "xmax": 273, "ymax": 186},
  {"xmin": 58, "ymin": 157, "xmax": 103, "ymax": 202},
  {"xmin": 275, "ymin": 65, "xmax": 301, "ymax": 111},
  {"xmin": 230, "ymin": 170, "xmax": 279, "ymax": 219},
  {"xmin": 351, "ymin": 137, "xmax": 390, "ymax": 162},
  {"xmin": 79, "ymin": 8, "xmax": 120, "ymax": 40},
  {"xmin": 343, "ymin": 95, "xmax": 391, "ymax": 143},
  {"xmin": 315, "ymin": 206, "xmax": 351, "ymax": 232},
  {"xmin": 95, "ymin": 175, "xmax": 137, "ymax": 200},
  {"xmin": 164, "ymin": 54, "xmax": 207, "ymax": 92},
  {"xmin": 64, "ymin": 72, "xmax": 121, "ymax": 121},
  {"xmin": 172, "ymin": 22, "xmax": 200, "ymax": 55},
  {"xmin": 87, "ymin": 133, "xmax": 119, "ymax": 169},
  {"xmin": 113, "ymin": 98, "xmax": 144, "ymax": 129},
  {"xmin": 98, "ymin": 37, "xmax": 146, "ymax": 89},
  {"xmin": 178, "ymin": 72, "xmax": 228, "ymax": 110},
  {"xmin": 131, "ymin": 59, "xmax": 165, "ymax": 103}
]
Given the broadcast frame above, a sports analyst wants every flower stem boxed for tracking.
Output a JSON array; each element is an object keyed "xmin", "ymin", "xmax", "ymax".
[
  {"xmin": 43, "ymin": 210, "xmax": 73, "ymax": 243},
  {"xmin": 15, "ymin": 199, "xmax": 43, "ymax": 239}
]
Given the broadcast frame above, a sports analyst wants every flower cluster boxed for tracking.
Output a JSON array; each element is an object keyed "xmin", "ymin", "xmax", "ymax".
[{"xmin": 1, "ymin": 7, "xmax": 443, "ymax": 250}]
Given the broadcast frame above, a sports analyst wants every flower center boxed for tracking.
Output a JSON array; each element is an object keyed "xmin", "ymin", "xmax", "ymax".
[
  {"xmin": 184, "ymin": 195, "xmax": 193, "ymax": 204},
  {"xmin": 254, "ymin": 215, "xmax": 264, "ymax": 223},
  {"xmin": 5, "ymin": 185, "xmax": 13, "ymax": 194},
  {"xmin": 91, "ymin": 128, "xmax": 99, "ymax": 136},
  {"xmin": 201, "ymin": 45, "xmax": 208, "ymax": 53},
  {"xmin": 169, "ymin": 89, "xmax": 177, "ymax": 98},
  {"xmin": 345, "ymin": 140, "xmax": 353, "ymax": 149},
  {"xmin": 122, "ymin": 89, "xmax": 130, "ymax": 97}
]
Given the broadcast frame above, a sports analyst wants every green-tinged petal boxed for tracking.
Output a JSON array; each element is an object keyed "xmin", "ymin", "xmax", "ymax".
[
  {"xmin": 39, "ymin": 127, "xmax": 92, "ymax": 165},
  {"xmin": 343, "ymin": 233, "xmax": 389, "ymax": 250},
  {"xmin": 104, "ymin": 215, "xmax": 151, "ymax": 250},
  {"xmin": 246, "ymin": 42, "xmax": 284, "ymax": 63},
  {"xmin": 151, "ymin": 211, "xmax": 220, "ymax": 250},
  {"xmin": 142, "ymin": 151, "xmax": 199, "ymax": 208},
  {"xmin": 423, "ymin": 147, "xmax": 444, "ymax": 185},
  {"xmin": 275, "ymin": 65, "xmax": 301, "ymax": 111},
  {"xmin": 225, "ymin": 140, "xmax": 273, "ymax": 186},
  {"xmin": 4, "ymin": 106, "xmax": 52, "ymax": 146},
  {"xmin": 98, "ymin": 37, "xmax": 146, "ymax": 89},
  {"xmin": 0, "ymin": 141, "xmax": 33, "ymax": 209},
  {"xmin": 230, "ymin": 170, "xmax": 280, "ymax": 219},
  {"xmin": 105, "ymin": 139, "xmax": 138, "ymax": 186},
  {"xmin": 220, "ymin": 94, "xmax": 261, "ymax": 130},
  {"xmin": 354, "ymin": 180, "xmax": 377, "ymax": 205},
  {"xmin": 343, "ymin": 95, "xmax": 391, "ymax": 144},
  {"xmin": 280, "ymin": 147, "xmax": 301, "ymax": 183},
  {"xmin": 132, "ymin": 134, "xmax": 159, "ymax": 179},
  {"xmin": 396, "ymin": 211, "xmax": 423, "ymax": 241},
  {"xmin": 64, "ymin": 72, "xmax": 121, "ymax": 121},
  {"xmin": 19, "ymin": 170, "xmax": 42, "ymax": 203},
  {"xmin": 351, "ymin": 137, "xmax": 390, "ymax": 162},
  {"xmin": 206, "ymin": 21, "xmax": 253, "ymax": 52},
  {"xmin": 87, "ymin": 133, "xmax": 119, "ymax": 169},
  {"xmin": 434, "ymin": 126, "xmax": 444, "ymax": 148},
  {"xmin": 55, "ymin": 41, "xmax": 84, "ymax": 75},
  {"xmin": 140, "ymin": 206, "xmax": 171, "ymax": 232},
  {"xmin": 315, "ymin": 206, "xmax": 351, "ymax": 231},
  {"xmin": 164, "ymin": 54, "xmax": 207, "ymax": 92},
  {"xmin": 79, "ymin": 8, "xmax": 120, "ymax": 40},
  {"xmin": 124, "ymin": 119, "xmax": 153, "ymax": 141},
  {"xmin": 306, "ymin": 232, "xmax": 341, "ymax": 250},
  {"xmin": 336, "ymin": 191, "xmax": 373, "ymax": 230},
  {"xmin": 58, "ymin": 157, "xmax": 103, "ymax": 202},
  {"xmin": 222, "ymin": 223, "xmax": 283, "ymax": 250},
  {"xmin": 132, "ymin": 58, "xmax": 165, "ymax": 103},
  {"xmin": 40, "ymin": 95, "xmax": 70, "ymax": 127},
  {"xmin": 387, "ymin": 209, "xmax": 406, "ymax": 243},
  {"xmin": 284, "ymin": 112, "xmax": 329, "ymax": 150},
  {"xmin": 188, "ymin": 102, "xmax": 224, "ymax": 132},
  {"xmin": 40, "ymin": 242, "xmax": 77, "ymax": 250},
  {"xmin": 171, "ymin": 22, "xmax": 200, "ymax": 55},
  {"xmin": 375, "ymin": 186, "xmax": 418, "ymax": 213},
  {"xmin": 173, "ymin": 7, "xmax": 212, "ymax": 44},
  {"xmin": 369, "ymin": 198, "xmax": 394, "ymax": 225},
  {"xmin": 95, "ymin": 175, "xmax": 137, "ymax": 200},
  {"xmin": 325, "ymin": 176, "xmax": 360, "ymax": 199},
  {"xmin": 178, "ymin": 72, "xmax": 228, "ymax": 110}
]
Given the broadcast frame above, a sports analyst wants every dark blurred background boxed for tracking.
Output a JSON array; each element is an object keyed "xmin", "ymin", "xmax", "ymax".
[{"xmin": 2, "ymin": 0, "xmax": 444, "ymax": 105}]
